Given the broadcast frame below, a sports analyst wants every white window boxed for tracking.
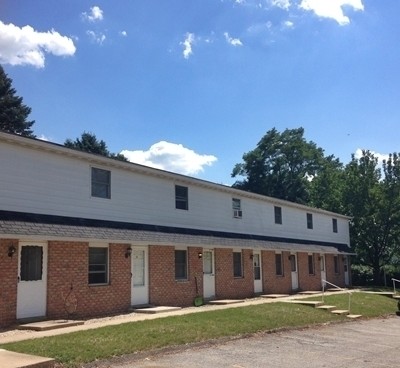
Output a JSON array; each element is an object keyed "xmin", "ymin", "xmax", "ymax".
[
  {"xmin": 275, "ymin": 253, "xmax": 283, "ymax": 276},
  {"xmin": 232, "ymin": 198, "xmax": 242, "ymax": 218},
  {"xmin": 274, "ymin": 206, "xmax": 282, "ymax": 224},
  {"xmin": 307, "ymin": 213, "xmax": 313, "ymax": 229},
  {"xmin": 175, "ymin": 185, "xmax": 188, "ymax": 210},
  {"xmin": 91, "ymin": 167, "xmax": 111, "ymax": 199},
  {"xmin": 233, "ymin": 251, "xmax": 243, "ymax": 277},
  {"xmin": 332, "ymin": 218, "xmax": 338, "ymax": 233},
  {"xmin": 175, "ymin": 249, "xmax": 188, "ymax": 280},
  {"xmin": 88, "ymin": 246, "xmax": 109, "ymax": 284}
]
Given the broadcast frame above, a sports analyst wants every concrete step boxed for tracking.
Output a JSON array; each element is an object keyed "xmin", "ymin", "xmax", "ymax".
[
  {"xmin": 392, "ymin": 295, "xmax": 400, "ymax": 300},
  {"xmin": 331, "ymin": 309, "xmax": 349, "ymax": 315},
  {"xmin": 261, "ymin": 294, "xmax": 290, "ymax": 299},
  {"xmin": 18, "ymin": 319, "xmax": 84, "ymax": 331},
  {"xmin": 133, "ymin": 306, "xmax": 182, "ymax": 314},
  {"xmin": 297, "ymin": 291, "xmax": 322, "ymax": 295},
  {"xmin": 347, "ymin": 314, "xmax": 362, "ymax": 319},
  {"xmin": 287, "ymin": 300, "xmax": 323, "ymax": 307},
  {"xmin": 0, "ymin": 349, "xmax": 54, "ymax": 368},
  {"xmin": 316, "ymin": 305, "xmax": 336, "ymax": 311},
  {"xmin": 208, "ymin": 299, "xmax": 245, "ymax": 305}
]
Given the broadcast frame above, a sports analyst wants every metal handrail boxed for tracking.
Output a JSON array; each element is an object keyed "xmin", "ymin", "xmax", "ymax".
[
  {"xmin": 322, "ymin": 279, "xmax": 352, "ymax": 313},
  {"xmin": 391, "ymin": 278, "xmax": 400, "ymax": 295}
]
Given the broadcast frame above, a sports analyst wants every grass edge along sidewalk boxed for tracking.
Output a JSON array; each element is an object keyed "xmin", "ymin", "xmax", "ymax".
[{"xmin": 1, "ymin": 293, "xmax": 397, "ymax": 367}]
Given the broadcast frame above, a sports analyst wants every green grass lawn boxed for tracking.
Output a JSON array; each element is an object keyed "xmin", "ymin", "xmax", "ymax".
[{"xmin": 1, "ymin": 292, "xmax": 397, "ymax": 367}]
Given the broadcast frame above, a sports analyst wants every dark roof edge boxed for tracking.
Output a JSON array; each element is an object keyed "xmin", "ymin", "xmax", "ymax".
[{"xmin": 0, "ymin": 210, "xmax": 350, "ymax": 252}]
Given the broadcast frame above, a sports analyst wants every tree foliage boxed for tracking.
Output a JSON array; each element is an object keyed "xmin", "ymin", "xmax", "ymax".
[
  {"xmin": 343, "ymin": 151, "xmax": 400, "ymax": 284},
  {"xmin": 0, "ymin": 65, "xmax": 35, "ymax": 137},
  {"xmin": 231, "ymin": 127, "xmax": 326, "ymax": 204},
  {"xmin": 64, "ymin": 132, "xmax": 128, "ymax": 161}
]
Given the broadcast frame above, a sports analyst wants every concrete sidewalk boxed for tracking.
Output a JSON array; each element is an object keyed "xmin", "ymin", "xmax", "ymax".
[{"xmin": 0, "ymin": 290, "xmax": 354, "ymax": 368}]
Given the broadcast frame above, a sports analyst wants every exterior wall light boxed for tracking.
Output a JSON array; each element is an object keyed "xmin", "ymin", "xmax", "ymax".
[
  {"xmin": 125, "ymin": 246, "xmax": 132, "ymax": 258},
  {"xmin": 8, "ymin": 244, "xmax": 16, "ymax": 257},
  {"xmin": 198, "ymin": 252, "xmax": 203, "ymax": 259}
]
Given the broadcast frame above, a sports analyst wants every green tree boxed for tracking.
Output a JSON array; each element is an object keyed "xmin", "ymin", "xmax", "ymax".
[
  {"xmin": 343, "ymin": 151, "xmax": 400, "ymax": 284},
  {"xmin": 231, "ymin": 127, "xmax": 326, "ymax": 204},
  {"xmin": 0, "ymin": 65, "xmax": 35, "ymax": 137},
  {"xmin": 64, "ymin": 132, "xmax": 128, "ymax": 161}
]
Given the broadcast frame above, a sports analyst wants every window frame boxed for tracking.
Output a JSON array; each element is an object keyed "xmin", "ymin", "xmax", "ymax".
[
  {"xmin": 232, "ymin": 198, "xmax": 242, "ymax": 218},
  {"xmin": 88, "ymin": 245, "xmax": 109, "ymax": 285},
  {"xmin": 274, "ymin": 206, "xmax": 282, "ymax": 225},
  {"xmin": 233, "ymin": 251, "xmax": 243, "ymax": 278},
  {"xmin": 332, "ymin": 218, "xmax": 338, "ymax": 233},
  {"xmin": 334, "ymin": 255, "xmax": 339, "ymax": 274},
  {"xmin": 275, "ymin": 253, "xmax": 283, "ymax": 276},
  {"xmin": 306, "ymin": 213, "xmax": 313, "ymax": 229},
  {"xmin": 175, "ymin": 185, "xmax": 189, "ymax": 210},
  {"xmin": 91, "ymin": 167, "xmax": 111, "ymax": 199},
  {"xmin": 308, "ymin": 254, "xmax": 315, "ymax": 275},
  {"xmin": 174, "ymin": 248, "xmax": 188, "ymax": 280}
]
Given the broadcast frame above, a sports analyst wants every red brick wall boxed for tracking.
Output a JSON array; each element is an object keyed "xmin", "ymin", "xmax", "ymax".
[
  {"xmin": 325, "ymin": 254, "xmax": 345, "ymax": 287},
  {"xmin": 47, "ymin": 241, "xmax": 131, "ymax": 320},
  {"xmin": 0, "ymin": 239, "xmax": 18, "ymax": 327},
  {"xmin": 148, "ymin": 245, "xmax": 203, "ymax": 307},
  {"xmin": 214, "ymin": 248, "xmax": 254, "ymax": 299},
  {"xmin": 297, "ymin": 253, "xmax": 322, "ymax": 291},
  {"xmin": 262, "ymin": 251, "xmax": 292, "ymax": 294}
]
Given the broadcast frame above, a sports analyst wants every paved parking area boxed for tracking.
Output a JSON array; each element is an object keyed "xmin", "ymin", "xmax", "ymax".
[{"xmin": 113, "ymin": 316, "xmax": 400, "ymax": 368}]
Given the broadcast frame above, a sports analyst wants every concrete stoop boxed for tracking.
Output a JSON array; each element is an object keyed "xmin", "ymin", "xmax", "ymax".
[
  {"xmin": 261, "ymin": 294, "xmax": 290, "ymax": 299},
  {"xmin": 208, "ymin": 299, "xmax": 245, "ymax": 305},
  {"xmin": 133, "ymin": 306, "xmax": 182, "ymax": 314},
  {"xmin": 0, "ymin": 349, "xmax": 55, "ymax": 368},
  {"xmin": 18, "ymin": 319, "xmax": 84, "ymax": 332}
]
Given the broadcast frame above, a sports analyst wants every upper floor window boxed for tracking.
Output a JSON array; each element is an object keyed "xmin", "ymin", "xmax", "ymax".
[
  {"xmin": 332, "ymin": 218, "xmax": 338, "ymax": 233},
  {"xmin": 232, "ymin": 198, "xmax": 242, "ymax": 218},
  {"xmin": 274, "ymin": 206, "xmax": 282, "ymax": 224},
  {"xmin": 89, "ymin": 246, "xmax": 108, "ymax": 284},
  {"xmin": 175, "ymin": 185, "xmax": 188, "ymax": 210},
  {"xmin": 91, "ymin": 168, "xmax": 111, "ymax": 199},
  {"xmin": 307, "ymin": 213, "xmax": 313, "ymax": 229}
]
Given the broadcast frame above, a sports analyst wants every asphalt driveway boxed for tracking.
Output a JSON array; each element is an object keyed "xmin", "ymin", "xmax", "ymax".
[{"xmin": 107, "ymin": 316, "xmax": 400, "ymax": 368}]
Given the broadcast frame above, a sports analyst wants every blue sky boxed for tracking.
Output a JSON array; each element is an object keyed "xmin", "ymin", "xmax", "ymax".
[{"xmin": 0, "ymin": 0, "xmax": 398, "ymax": 184}]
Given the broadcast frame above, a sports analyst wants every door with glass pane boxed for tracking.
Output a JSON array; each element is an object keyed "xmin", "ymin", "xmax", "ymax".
[
  {"xmin": 320, "ymin": 254, "xmax": 326, "ymax": 288},
  {"xmin": 17, "ymin": 242, "xmax": 47, "ymax": 319},
  {"xmin": 131, "ymin": 247, "xmax": 149, "ymax": 305},
  {"xmin": 253, "ymin": 251, "xmax": 263, "ymax": 293},
  {"xmin": 203, "ymin": 249, "xmax": 215, "ymax": 299},
  {"xmin": 343, "ymin": 256, "xmax": 349, "ymax": 286},
  {"xmin": 290, "ymin": 253, "xmax": 299, "ymax": 291}
]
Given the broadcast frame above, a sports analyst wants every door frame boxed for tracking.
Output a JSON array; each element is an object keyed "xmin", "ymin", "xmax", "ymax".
[
  {"xmin": 343, "ymin": 256, "xmax": 350, "ymax": 286},
  {"xmin": 16, "ymin": 241, "xmax": 48, "ymax": 320},
  {"xmin": 131, "ymin": 246, "xmax": 149, "ymax": 306},
  {"xmin": 202, "ymin": 248, "xmax": 215, "ymax": 299},
  {"xmin": 290, "ymin": 253, "xmax": 299, "ymax": 291},
  {"xmin": 253, "ymin": 251, "xmax": 263, "ymax": 293}
]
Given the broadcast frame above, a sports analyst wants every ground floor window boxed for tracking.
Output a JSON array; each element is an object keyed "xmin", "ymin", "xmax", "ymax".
[
  {"xmin": 175, "ymin": 249, "xmax": 188, "ymax": 280},
  {"xmin": 89, "ymin": 247, "xmax": 108, "ymax": 284},
  {"xmin": 233, "ymin": 251, "xmax": 243, "ymax": 277},
  {"xmin": 275, "ymin": 253, "xmax": 283, "ymax": 276},
  {"xmin": 334, "ymin": 255, "xmax": 339, "ymax": 274},
  {"xmin": 308, "ymin": 254, "xmax": 315, "ymax": 275}
]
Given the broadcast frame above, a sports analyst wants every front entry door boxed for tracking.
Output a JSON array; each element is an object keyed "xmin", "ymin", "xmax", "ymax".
[
  {"xmin": 131, "ymin": 247, "xmax": 149, "ymax": 306},
  {"xmin": 343, "ymin": 256, "xmax": 350, "ymax": 286},
  {"xmin": 17, "ymin": 242, "xmax": 48, "ymax": 319},
  {"xmin": 320, "ymin": 254, "xmax": 326, "ymax": 288},
  {"xmin": 203, "ymin": 249, "xmax": 215, "ymax": 299},
  {"xmin": 290, "ymin": 253, "xmax": 299, "ymax": 291},
  {"xmin": 253, "ymin": 251, "xmax": 262, "ymax": 293}
]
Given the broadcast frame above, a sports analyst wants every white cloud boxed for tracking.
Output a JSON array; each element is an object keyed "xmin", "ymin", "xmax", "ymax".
[
  {"xmin": 354, "ymin": 148, "xmax": 389, "ymax": 166},
  {"xmin": 224, "ymin": 32, "xmax": 243, "ymax": 46},
  {"xmin": 82, "ymin": 6, "xmax": 104, "ymax": 22},
  {"xmin": 120, "ymin": 31, "xmax": 127, "ymax": 37},
  {"xmin": 121, "ymin": 141, "xmax": 217, "ymax": 176},
  {"xmin": 300, "ymin": 0, "xmax": 364, "ymax": 26},
  {"xmin": 0, "ymin": 21, "xmax": 76, "ymax": 68},
  {"xmin": 180, "ymin": 33, "xmax": 195, "ymax": 59},
  {"xmin": 270, "ymin": 0, "xmax": 291, "ymax": 10},
  {"xmin": 86, "ymin": 30, "xmax": 106, "ymax": 45},
  {"xmin": 282, "ymin": 20, "xmax": 294, "ymax": 28}
]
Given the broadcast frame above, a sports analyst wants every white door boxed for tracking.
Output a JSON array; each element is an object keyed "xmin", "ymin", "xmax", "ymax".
[
  {"xmin": 290, "ymin": 253, "xmax": 299, "ymax": 291},
  {"xmin": 343, "ymin": 256, "xmax": 349, "ymax": 286},
  {"xmin": 17, "ymin": 242, "xmax": 47, "ymax": 320},
  {"xmin": 131, "ymin": 247, "xmax": 149, "ymax": 306},
  {"xmin": 253, "ymin": 252, "xmax": 263, "ymax": 293},
  {"xmin": 320, "ymin": 254, "xmax": 326, "ymax": 288},
  {"xmin": 203, "ymin": 249, "xmax": 215, "ymax": 299}
]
